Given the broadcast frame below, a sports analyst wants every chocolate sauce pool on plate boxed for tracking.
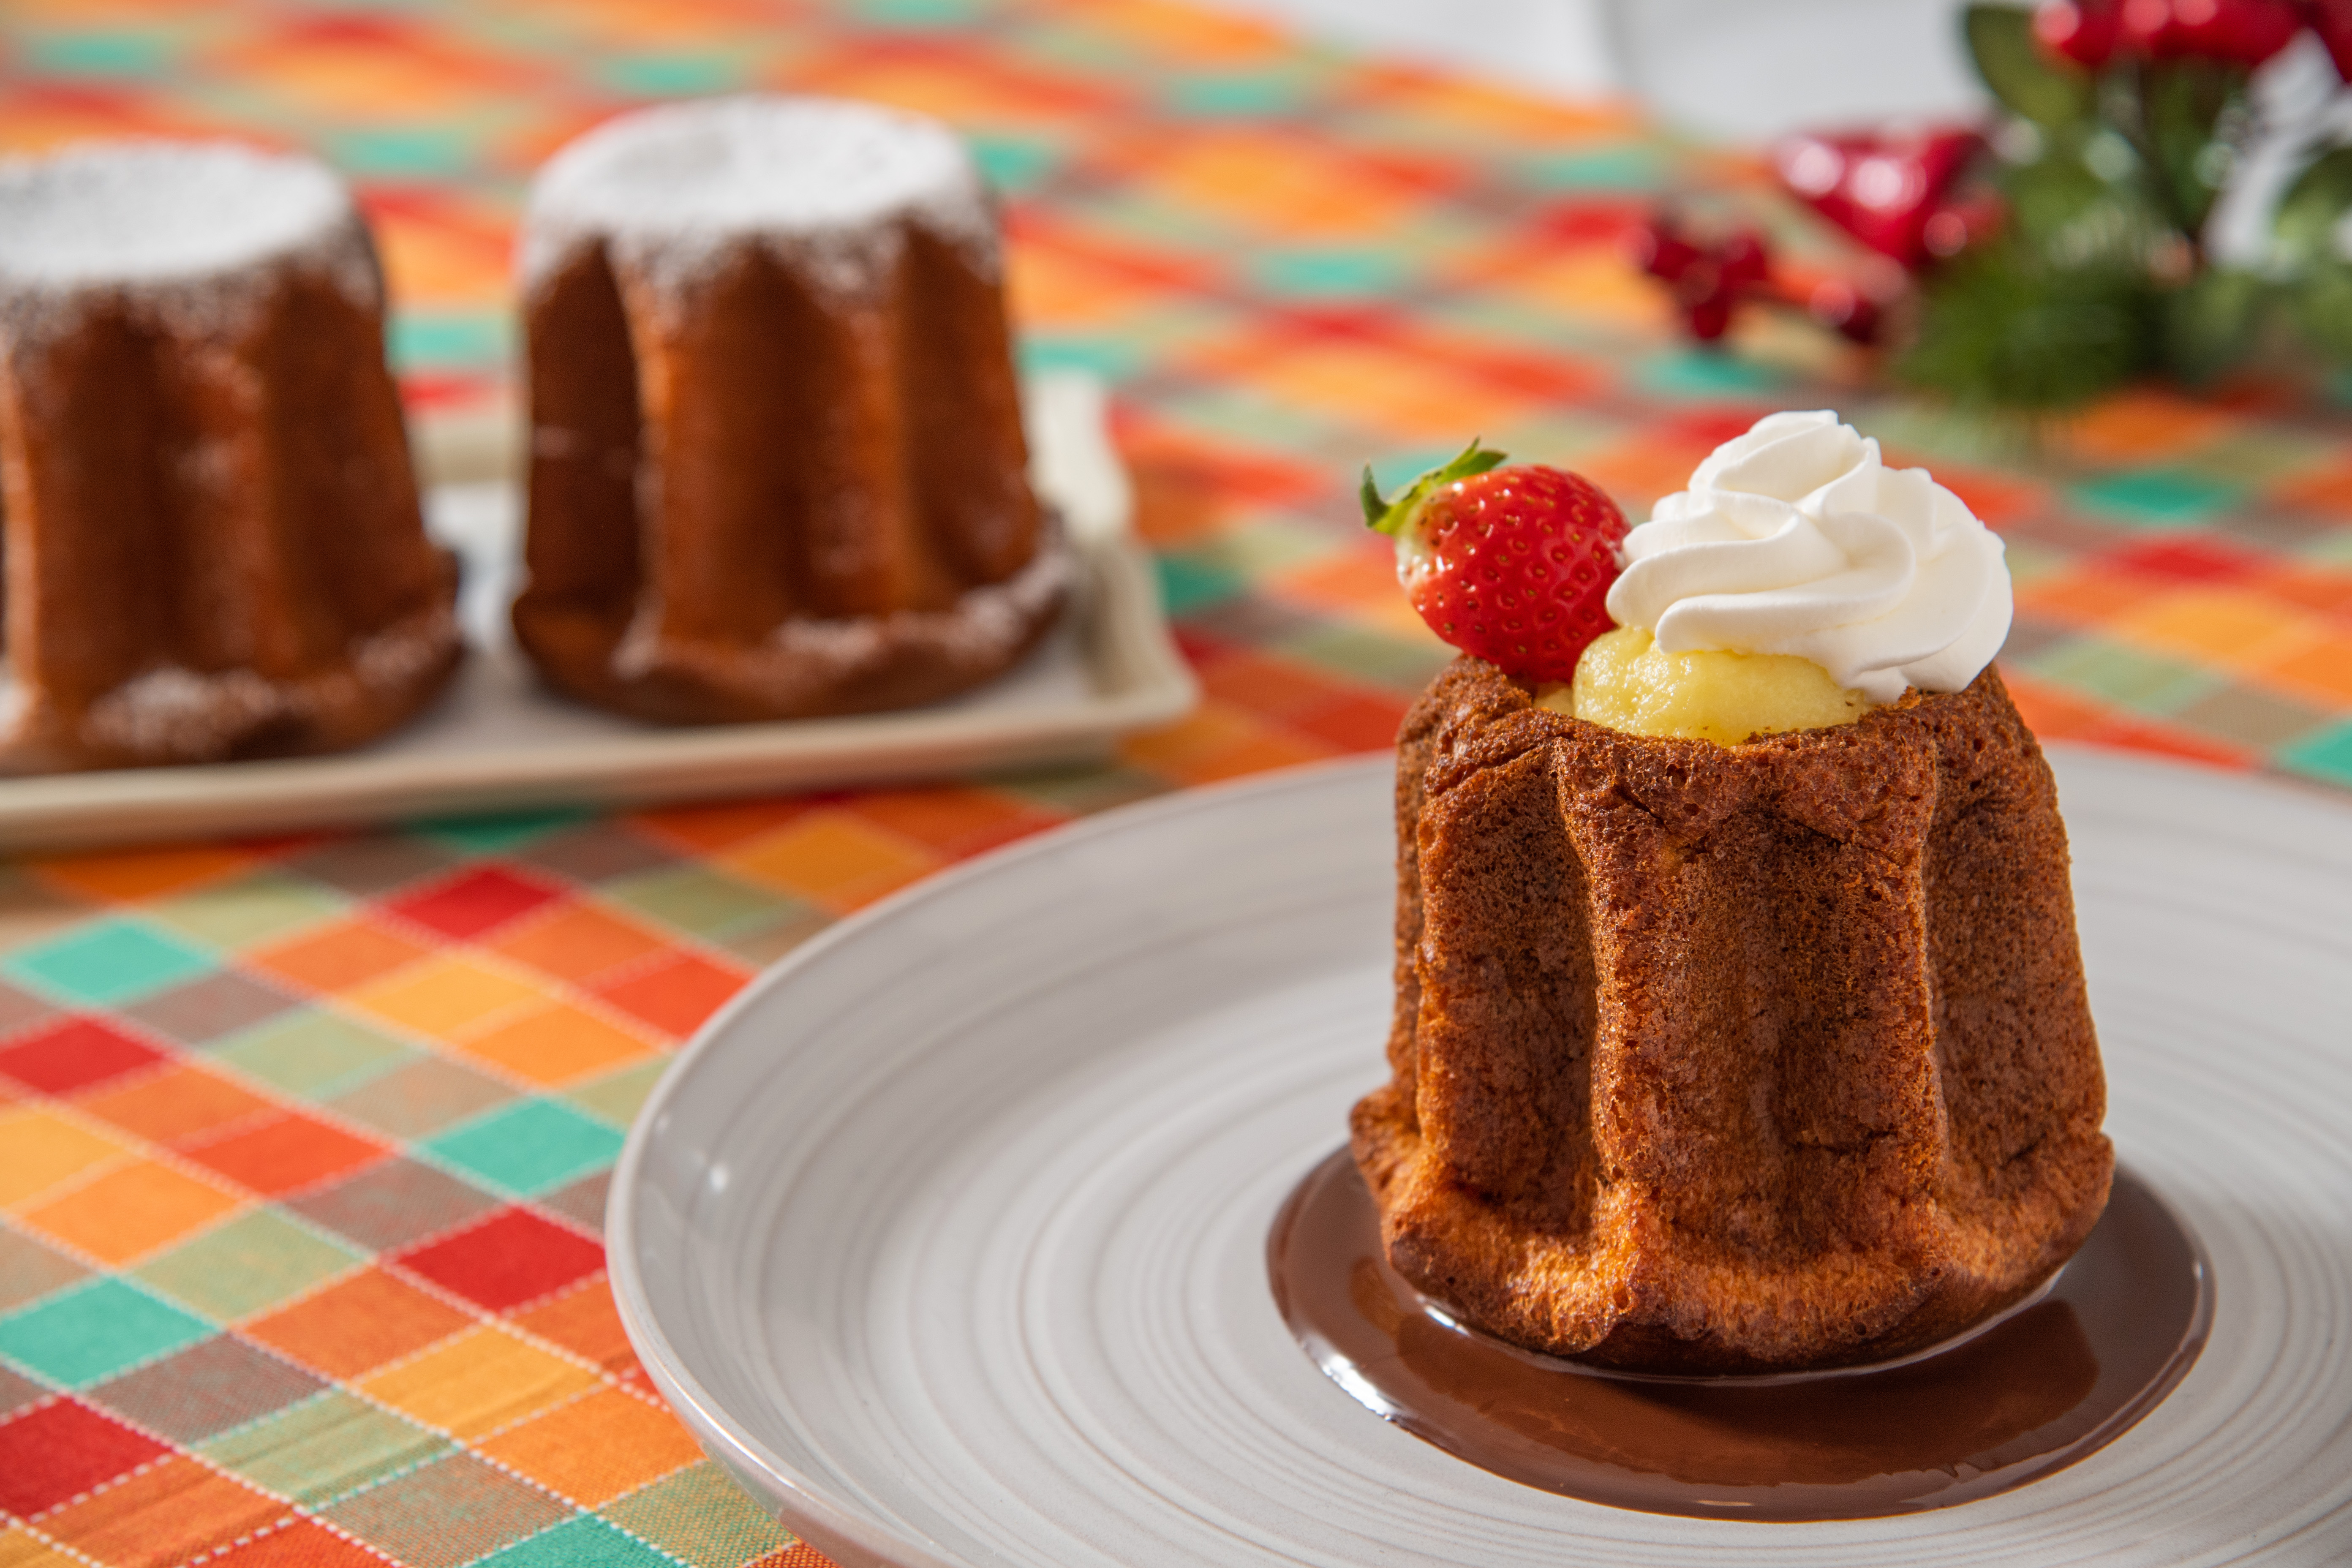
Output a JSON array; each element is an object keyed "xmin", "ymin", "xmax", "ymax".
[{"xmin": 1268, "ymin": 1149, "xmax": 2212, "ymax": 1521}]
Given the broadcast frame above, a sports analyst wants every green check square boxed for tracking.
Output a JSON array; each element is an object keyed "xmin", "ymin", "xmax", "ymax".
[
  {"xmin": 135, "ymin": 1209, "xmax": 364, "ymax": 1321},
  {"xmin": 150, "ymin": 871, "xmax": 347, "ymax": 952},
  {"xmin": 603, "ymin": 1461, "xmax": 794, "ymax": 1568},
  {"xmin": 602, "ymin": 866, "xmax": 791, "ymax": 942},
  {"xmin": 425, "ymin": 1099, "xmax": 625, "ymax": 1197},
  {"xmin": 564, "ymin": 1059, "xmax": 669, "ymax": 1130},
  {"xmin": 0, "ymin": 1277, "xmax": 210, "ymax": 1386},
  {"xmin": 213, "ymin": 1009, "xmax": 415, "ymax": 1097},
  {"xmin": 480, "ymin": 1517, "xmax": 675, "ymax": 1568},
  {"xmin": 4, "ymin": 917, "xmax": 213, "ymax": 1005},
  {"xmin": 202, "ymin": 1391, "xmax": 450, "ymax": 1506}
]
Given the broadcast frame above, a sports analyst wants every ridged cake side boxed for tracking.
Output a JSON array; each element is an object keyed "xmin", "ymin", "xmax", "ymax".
[{"xmin": 1351, "ymin": 656, "xmax": 2112, "ymax": 1373}]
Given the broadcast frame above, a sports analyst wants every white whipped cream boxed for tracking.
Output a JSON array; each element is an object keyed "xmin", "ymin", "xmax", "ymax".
[{"xmin": 1603, "ymin": 411, "xmax": 2011, "ymax": 705}]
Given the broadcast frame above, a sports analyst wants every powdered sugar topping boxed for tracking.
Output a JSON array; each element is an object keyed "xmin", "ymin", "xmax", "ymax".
[
  {"xmin": 521, "ymin": 95, "xmax": 996, "ymax": 306},
  {"xmin": 0, "ymin": 139, "xmax": 376, "ymax": 347}
]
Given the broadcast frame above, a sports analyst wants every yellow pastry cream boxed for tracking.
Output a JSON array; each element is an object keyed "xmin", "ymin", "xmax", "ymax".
[
  {"xmin": 1537, "ymin": 626, "xmax": 1871, "ymax": 745},
  {"xmin": 1546, "ymin": 409, "xmax": 2014, "ymax": 746}
]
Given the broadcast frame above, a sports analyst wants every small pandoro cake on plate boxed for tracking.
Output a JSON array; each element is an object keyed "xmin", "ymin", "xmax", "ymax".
[
  {"xmin": 512, "ymin": 94, "xmax": 1071, "ymax": 724},
  {"xmin": 1352, "ymin": 414, "xmax": 2111, "ymax": 1374},
  {"xmin": 0, "ymin": 140, "xmax": 461, "ymax": 771}
]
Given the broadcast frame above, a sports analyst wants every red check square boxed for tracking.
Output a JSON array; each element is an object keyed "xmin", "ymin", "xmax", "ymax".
[
  {"xmin": 0, "ymin": 1018, "xmax": 167, "ymax": 1096},
  {"xmin": 0, "ymin": 1399, "xmax": 169, "ymax": 1517},
  {"xmin": 395, "ymin": 1208, "xmax": 603, "ymax": 1312},
  {"xmin": 387, "ymin": 867, "xmax": 562, "ymax": 942},
  {"xmin": 180, "ymin": 1113, "xmax": 387, "ymax": 1197}
]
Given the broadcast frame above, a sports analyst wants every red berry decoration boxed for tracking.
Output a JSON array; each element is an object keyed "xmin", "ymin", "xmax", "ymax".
[
  {"xmin": 2035, "ymin": 0, "xmax": 2124, "ymax": 65},
  {"xmin": 1361, "ymin": 441, "xmax": 1627, "ymax": 683},
  {"xmin": 1629, "ymin": 211, "xmax": 1775, "ymax": 342}
]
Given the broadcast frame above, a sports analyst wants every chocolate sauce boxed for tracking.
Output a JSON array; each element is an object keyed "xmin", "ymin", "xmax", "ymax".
[{"xmin": 1268, "ymin": 1149, "xmax": 2210, "ymax": 1521}]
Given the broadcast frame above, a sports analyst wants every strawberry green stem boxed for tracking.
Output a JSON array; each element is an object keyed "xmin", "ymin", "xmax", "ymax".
[{"xmin": 1360, "ymin": 438, "xmax": 1506, "ymax": 542}]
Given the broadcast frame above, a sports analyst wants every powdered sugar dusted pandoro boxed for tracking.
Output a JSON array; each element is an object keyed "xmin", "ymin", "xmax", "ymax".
[
  {"xmin": 0, "ymin": 137, "xmax": 462, "ymax": 773},
  {"xmin": 520, "ymin": 95, "xmax": 996, "ymax": 310},
  {"xmin": 0, "ymin": 140, "xmax": 379, "ymax": 351}
]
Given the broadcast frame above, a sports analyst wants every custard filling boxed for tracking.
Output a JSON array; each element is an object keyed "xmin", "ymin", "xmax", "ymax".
[{"xmin": 1537, "ymin": 626, "xmax": 1873, "ymax": 746}]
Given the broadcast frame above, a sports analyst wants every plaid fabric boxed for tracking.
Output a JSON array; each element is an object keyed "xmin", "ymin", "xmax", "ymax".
[{"xmin": 0, "ymin": 2, "xmax": 2349, "ymax": 1565}]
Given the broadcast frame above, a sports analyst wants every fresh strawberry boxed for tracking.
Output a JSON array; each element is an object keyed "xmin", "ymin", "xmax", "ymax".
[{"xmin": 1361, "ymin": 440, "xmax": 1627, "ymax": 682}]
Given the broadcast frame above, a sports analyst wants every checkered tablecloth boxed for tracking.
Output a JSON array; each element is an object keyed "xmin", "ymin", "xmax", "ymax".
[{"xmin": 0, "ymin": 2, "xmax": 2348, "ymax": 1566}]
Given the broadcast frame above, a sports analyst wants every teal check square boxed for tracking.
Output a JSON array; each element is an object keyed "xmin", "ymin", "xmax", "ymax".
[
  {"xmin": 386, "ymin": 310, "xmax": 512, "ymax": 376},
  {"xmin": 1155, "ymin": 553, "xmax": 1248, "ymax": 615},
  {"xmin": 1253, "ymin": 248, "xmax": 1410, "ymax": 301},
  {"xmin": 425, "ymin": 1099, "xmax": 625, "ymax": 1197},
  {"xmin": 598, "ymin": 53, "xmax": 744, "ymax": 97},
  {"xmin": 0, "ymin": 1277, "xmax": 211, "ymax": 1386},
  {"xmin": 411, "ymin": 810, "xmax": 584, "ymax": 856},
  {"xmin": 27, "ymin": 33, "xmax": 175, "ymax": 77},
  {"xmin": 2071, "ymin": 468, "xmax": 2244, "ymax": 530},
  {"xmin": 1638, "ymin": 350, "xmax": 1785, "ymax": 398},
  {"xmin": 480, "ymin": 1517, "xmax": 673, "ymax": 1568},
  {"xmin": 4, "ymin": 918, "xmax": 212, "ymax": 1005},
  {"xmin": 970, "ymin": 134, "xmax": 1059, "ymax": 193},
  {"xmin": 2280, "ymin": 719, "xmax": 2352, "ymax": 786}
]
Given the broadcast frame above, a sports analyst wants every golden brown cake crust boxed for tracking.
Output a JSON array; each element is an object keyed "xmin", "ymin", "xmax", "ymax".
[{"xmin": 1352, "ymin": 656, "xmax": 2112, "ymax": 1373}]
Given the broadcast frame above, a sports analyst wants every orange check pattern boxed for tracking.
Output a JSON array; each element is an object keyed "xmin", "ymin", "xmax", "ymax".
[{"xmin": 1, "ymin": 0, "xmax": 2350, "ymax": 1565}]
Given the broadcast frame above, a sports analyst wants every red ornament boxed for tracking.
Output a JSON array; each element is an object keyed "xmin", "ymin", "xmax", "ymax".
[
  {"xmin": 1772, "ymin": 128, "xmax": 1987, "ymax": 268},
  {"xmin": 2120, "ymin": 0, "xmax": 2302, "ymax": 62},
  {"xmin": 2035, "ymin": 0, "xmax": 2124, "ymax": 66},
  {"xmin": 2311, "ymin": 0, "xmax": 2352, "ymax": 77},
  {"xmin": 1362, "ymin": 442, "xmax": 1628, "ymax": 683}
]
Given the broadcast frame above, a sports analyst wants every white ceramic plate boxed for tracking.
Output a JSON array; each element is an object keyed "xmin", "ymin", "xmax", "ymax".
[
  {"xmin": 0, "ymin": 371, "xmax": 1193, "ymax": 853},
  {"xmin": 610, "ymin": 747, "xmax": 2352, "ymax": 1567}
]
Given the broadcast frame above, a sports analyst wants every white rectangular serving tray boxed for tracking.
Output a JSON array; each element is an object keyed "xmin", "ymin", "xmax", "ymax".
[{"xmin": 0, "ymin": 370, "xmax": 1196, "ymax": 854}]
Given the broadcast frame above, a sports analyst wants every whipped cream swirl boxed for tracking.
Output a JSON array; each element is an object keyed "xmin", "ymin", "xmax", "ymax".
[{"xmin": 1603, "ymin": 411, "xmax": 2012, "ymax": 705}]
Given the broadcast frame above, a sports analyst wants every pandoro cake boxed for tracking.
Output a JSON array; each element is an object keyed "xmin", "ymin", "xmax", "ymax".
[
  {"xmin": 1353, "ymin": 413, "xmax": 2111, "ymax": 1373},
  {"xmin": 512, "ymin": 95, "xmax": 1069, "ymax": 724},
  {"xmin": 0, "ymin": 140, "xmax": 460, "ymax": 771}
]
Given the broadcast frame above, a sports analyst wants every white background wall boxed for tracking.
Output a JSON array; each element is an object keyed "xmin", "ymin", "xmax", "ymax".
[{"xmin": 1188, "ymin": 0, "xmax": 1989, "ymax": 140}]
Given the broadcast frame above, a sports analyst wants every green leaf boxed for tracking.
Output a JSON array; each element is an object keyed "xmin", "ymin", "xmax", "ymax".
[
  {"xmin": 2289, "ymin": 263, "xmax": 2352, "ymax": 359},
  {"xmin": 2140, "ymin": 56, "xmax": 2246, "ymax": 238},
  {"xmin": 1899, "ymin": 242, "xmax": 2156, "ymax": 409},
  {"xmin": 2160, "ymin": 267, "xmax": 2268, "ymax": 384},
  {"xmin": 1361, "ymin": 438, "xmax": 1506, "ymax": 537},
  {"xmin": 1964, "ymin": 5, "xmax": 2092, "ymax": 128},
  {"xmin": 2276, "ymin": 147, "xmax": 2352, "ymax": 267}
]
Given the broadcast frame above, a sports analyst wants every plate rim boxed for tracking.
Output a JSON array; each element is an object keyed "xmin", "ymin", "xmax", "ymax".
[
  {"xmin": 605, "ymin": 743, "xmax": 2352, "ymax": 1568},
  {"xmin": 609, "ymin": 755, "xmax": 1385, "ymax": 1568}
]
